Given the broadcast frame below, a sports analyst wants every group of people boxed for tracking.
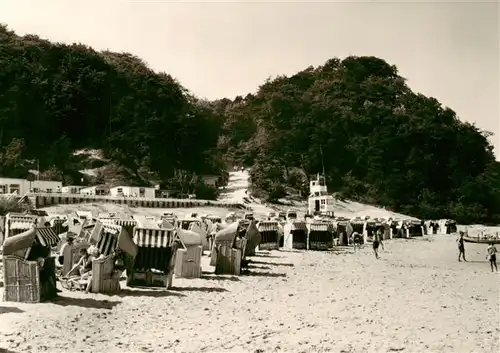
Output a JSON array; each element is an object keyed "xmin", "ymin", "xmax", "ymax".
[
  {"xmin": 57, "ymin": 235, "xmax": 105, "ymax": 292},
  {"xmin": 351, "ymin": 229, "xmax": 385, "ymax": 259},
  {"xmin": 457, "ymin": 232, "xmax": 497, "ymax": 272}
]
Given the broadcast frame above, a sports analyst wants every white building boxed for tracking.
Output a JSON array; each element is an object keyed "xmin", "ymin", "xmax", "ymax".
[
  {"xmin": 61, "ymin": 185, "xmax": 85, "ymax": 194},
  {"xmin": 307, "ymin": 174, "xmax": 335, "ymax": 216},
  {"xmin": 32, "ymin": 180, "xmax": 62, "ymax": 193},
  {"xmin": 79, "ymin": 185, "xmax": 109, "ymax": 196},
  {"xmin": 0, "ymin": 177, "xmax": 62, "ymax": 195},
  {"xmin": 109, "ymin": 186, "xmax": 155, "ymax": 199}
]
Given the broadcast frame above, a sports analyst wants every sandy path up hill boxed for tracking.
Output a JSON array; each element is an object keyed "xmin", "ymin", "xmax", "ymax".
[{"xmin": 1, "ymin": 236, "xmax": 498, "ymax": 353}]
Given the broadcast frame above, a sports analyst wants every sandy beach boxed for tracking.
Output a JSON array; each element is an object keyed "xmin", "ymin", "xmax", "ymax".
[{"xmin": 1, "ymin": 235, "xmax": 498, "ymax": 353}]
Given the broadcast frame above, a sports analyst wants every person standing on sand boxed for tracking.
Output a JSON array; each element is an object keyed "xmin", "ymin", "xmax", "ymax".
[
  {"xmin": 372, "ymin": 234, "xmax": 380, "ymax": 259},
  {"xmin": 486, "ymin": 243, "xmax": 498, "ymax": 272},
  {"xmin": 57, "ymin": 235, "xmax": 74, "ymax": 267},
  {"xmin": 376, "ymin": 229, "xmax": 385, "ymax": 251},
  {"xmin": 457, "ymin": 232, "xmax": 466, "ymax": 262}
]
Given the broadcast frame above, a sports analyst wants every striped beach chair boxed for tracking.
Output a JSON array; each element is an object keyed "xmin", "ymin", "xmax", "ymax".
[
  {"xmin": 127, "ymin": 227, "xmax": 178, "ymax": 288},
  {"xmin": 283, "ymin": 221, "xmax": 308, "ymax": 250},
  {"xmin": 81, "ymin": 221, "xmax": 137, "ymax": 294},
  {"xmin": 307, "ymin": 221, "xmax": 334, "ymax": 250},
  {"xmin": 5, "ymin": 213, "xmax": 36, "ymax": 238},
  {"xmin": 257, "ymin": 221, "xmax": 280, "ymax": 250}
]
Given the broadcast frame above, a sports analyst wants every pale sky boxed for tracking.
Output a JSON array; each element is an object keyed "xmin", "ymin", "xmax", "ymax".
[{"xmin": 1, "ymin": 0, "xmax": 499, "ymax": 159}]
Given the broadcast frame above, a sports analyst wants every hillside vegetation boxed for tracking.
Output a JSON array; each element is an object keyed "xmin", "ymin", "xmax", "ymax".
[{"xmin": 0, "ymin": 24, "xmax": 499, "ymax": 223}]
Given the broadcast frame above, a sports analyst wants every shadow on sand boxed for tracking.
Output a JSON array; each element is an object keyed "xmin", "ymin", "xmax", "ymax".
[
  {"xmin": 241, "ymin": 270, "xmax": 287, "ymax": 278},
  {"xmin": 51, "ymin": 295, "xmax": 121, "ymax": 310},
  {"xmin": 0, "ymin": 348, "xmax": 23, "ymax": 353},
  {"xmin": 119, "ymin": 288, "xmax": 186, "ymax": 298},
  {"xmin": 462, "ymin": 260, "xmax": 487, "ymax": 264},
  {"xmin": 248, "ymin": 260, "xmax": 294, "ymax": 267},
  {"xmin": 251, "ymin": 253, "xmax": 282, "ymax": 259},
  {"xmin": 170, "ymin": 286, "xmax": 228, "ymax": 293},
  {"xmin": 201, "ymin": 272, "xmax": 241, "ymax": 282},
  {"xmin": 0, "ymin": 306, "xmax": 24, "ymax": 315},
  {"xmin": 246, "ymin": 264, "xmax": 272, "ymax": 270}
]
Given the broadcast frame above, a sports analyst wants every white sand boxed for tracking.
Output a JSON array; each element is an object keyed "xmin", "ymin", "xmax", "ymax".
[
  {"xmin": 2, "ymin": 170, "xmax": 499, "ymax": 352},
  {"xmin": 1, "ymin": 235, "xmax": 498, "ymax": 353}
]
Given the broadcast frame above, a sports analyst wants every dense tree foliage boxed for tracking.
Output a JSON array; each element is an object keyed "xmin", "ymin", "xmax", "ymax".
[
  {"xmin": 1, "ymin": 25, "xmax": 499, "ymax": 222},
  {"xmin": 0, "ymin": 25, "xmax": 224, "ymax": 196},
  {"xmin": 219, "ymin": 58, "xmax": 500, "ymax": 224}
]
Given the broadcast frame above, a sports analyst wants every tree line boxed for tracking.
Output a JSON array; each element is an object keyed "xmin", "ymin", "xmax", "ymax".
[
  {"xmin": 216, "ymin": 57, "xmax": 500, "ymax": 224},
  {"xmin": 1, "ymin": 25, "xmax": 499, "ymax": 223}
]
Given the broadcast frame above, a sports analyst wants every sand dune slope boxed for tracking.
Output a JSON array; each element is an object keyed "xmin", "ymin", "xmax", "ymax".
[{"xmin": 1, "ymin": 236, "xmax": 498, "ymax": 353}]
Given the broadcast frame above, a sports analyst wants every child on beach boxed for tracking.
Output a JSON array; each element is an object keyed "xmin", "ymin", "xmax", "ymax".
[{"xmin": 486, "ymin": 243, "xmax": 497, "ymax": 272}]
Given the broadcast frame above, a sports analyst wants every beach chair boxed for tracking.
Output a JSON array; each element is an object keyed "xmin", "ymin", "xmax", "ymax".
[
  {"xmin": 349, "ymin": 219, "xmax": 365, "ymax": 244},
  {"xmin": 61, "ymin": 221, "xmax": 137, "ymax": 294},
  {"xmin": 179, "ymin": 219, "xmax": 210, "ymax": 251},
  {"xmin": 4, "ymin": 213, "xmax": 36, "ymax": 239},
  {"xmin": 282, "ymin": 221, "xmax": 308, "ymax": 250},
  {"xmin": 243, "ymin": 220, "xmax": 260, "ymax": 256},
  {"xmin": 257, "ymin": 220, "xmax": 280, "ymax": 250},
  {"xmin": 307, "ymin": 221, "xmax": 334, "ymax": 250},
  {"xmin": 3, "ymin": 226, "xmax": 60, "ymax": 303},
  {"xmin": 335, "ymin": 221, "xmax": 349, "ymax": 246},
  {"xmin": 174, "ymin": 228, "xmax": 203, "ymax": 279},
  {"xmin": 112, "ymin": 218, "xmax": 138, "ymax": 237},
  {"xmin": 174, "ymin": 245, "xmax": 203, "ymax": 279},
  {"xmin": 406, "ymin": 220, "xmax": 423, "ymax": 237},
  {"xmin": 88, "ymin": 222, "xmax": 137, "ymax": 294},
  {"xmin": 127, "ymin": 227, "xmax": 177, "ymax": 288},
  {"xmin": 211, "ymin": 221, "xmax": 246, "ymax": 275}
]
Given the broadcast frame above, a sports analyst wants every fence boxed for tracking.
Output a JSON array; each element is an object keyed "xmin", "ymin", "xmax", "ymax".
[{"xmin": 26, "ymin": 192, "xmax": 244, "ymax": 210}]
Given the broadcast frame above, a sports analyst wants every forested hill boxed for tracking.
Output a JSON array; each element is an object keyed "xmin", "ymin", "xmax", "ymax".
[{"xmin": 1, "ymin": 25, "xmax": 499, "ymax": 224}]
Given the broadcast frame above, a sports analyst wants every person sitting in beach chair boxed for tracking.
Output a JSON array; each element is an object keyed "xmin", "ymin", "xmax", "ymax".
[{"xmin": 63, "ymin": 246, "xmax": 102, "ymax": 292}]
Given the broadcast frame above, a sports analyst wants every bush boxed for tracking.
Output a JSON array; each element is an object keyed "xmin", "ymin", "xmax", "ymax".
[
  {"xmin": 267, "ymin": 183, "xmax": 287, "ymax": 202},
  {"xmin": 195, "ymin": 183, "xmax": 218, "ymax": 200}
]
